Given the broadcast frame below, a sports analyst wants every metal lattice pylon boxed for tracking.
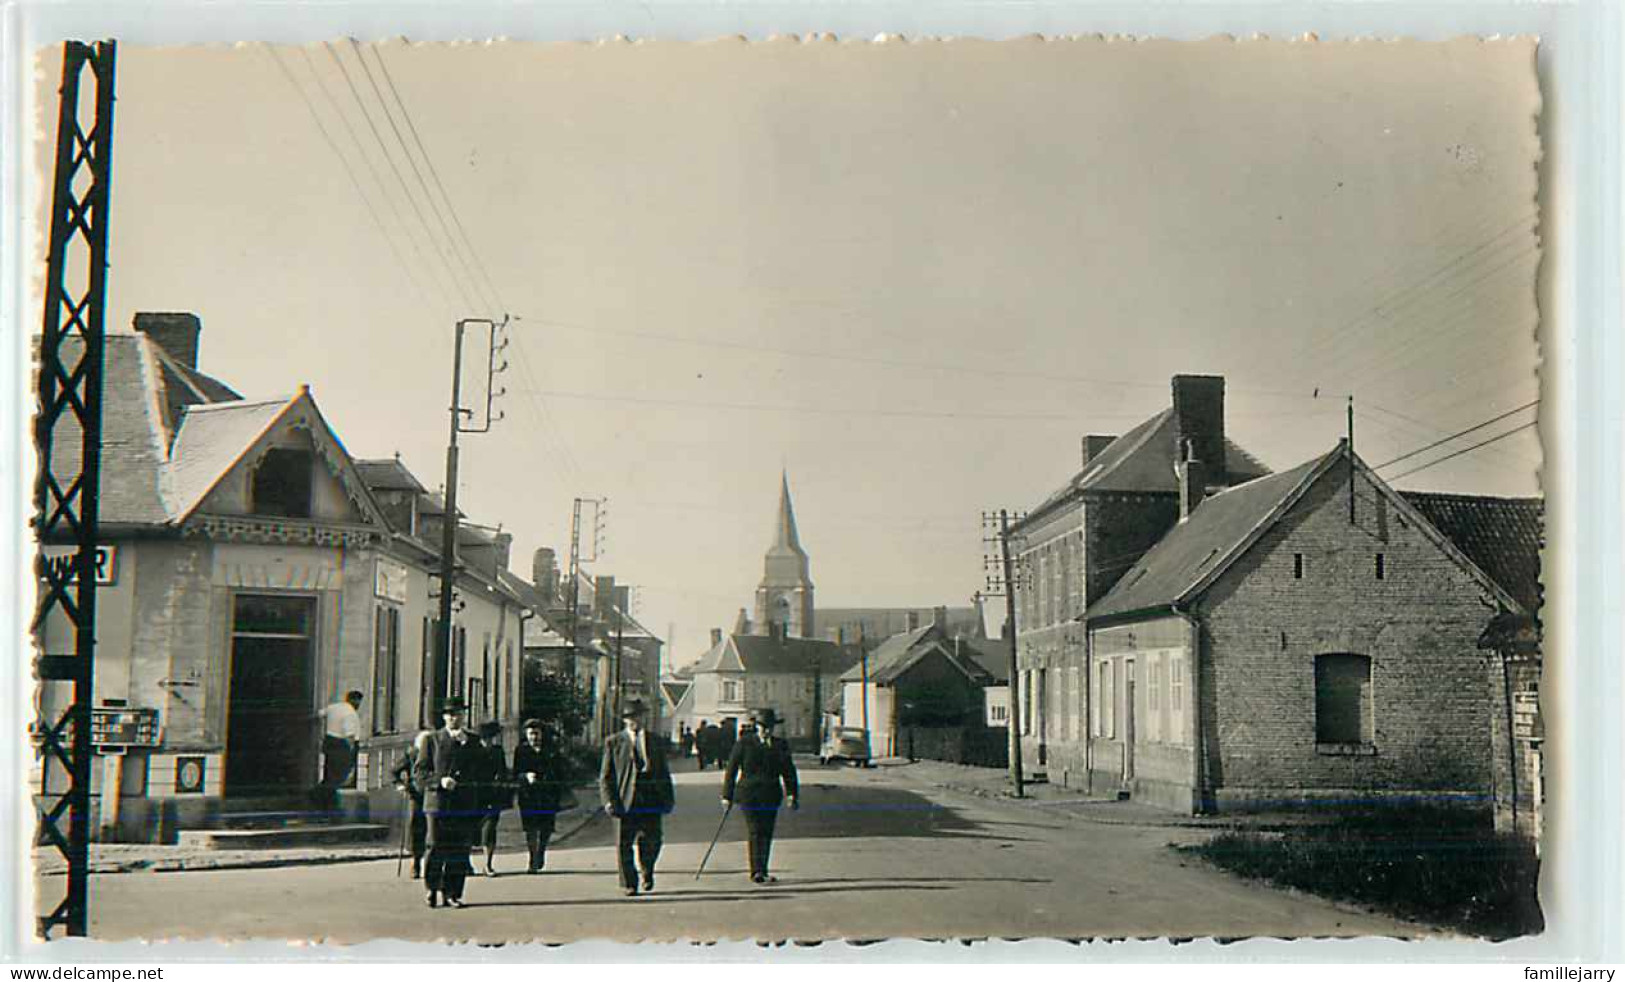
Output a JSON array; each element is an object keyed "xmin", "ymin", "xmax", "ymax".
[{"xmin": 33, "ymin": 40, "xmax": 117, "ymax": 940}]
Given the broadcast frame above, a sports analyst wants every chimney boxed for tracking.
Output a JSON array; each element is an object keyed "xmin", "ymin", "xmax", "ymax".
[
  {"xmin": 493, "ymin": 532, "xmax": 513, "ymax": 573},
  {"xmin": 614, "ymin": 585, "xmax": 631, "ymax": 618},
  {"xmin": 933, "ymin": 605, "xmax": 948, "ymax": 632},
  {"xmin": 133, "ymin": 312, "xmax": 202, "ymax": 370},
  {"xmin": 1177, "ymin": 439, "xmax": 1208, "ymax": 520},
  {"xmin": 1081, "ymin": 434, "xmax": 1117, "ymax": 467},
  {"xmin": 906, "ymin": 610, "xmax": 921, "ymax": 631},
  {"xmin": 710, "ymin": 627, "xmax": 723, "ymax": 647},
  {"xmin": 593, "ymin": 575, "xmax": 615, "ymax": 622},
  {"xmin": 532, "ymin": 548, "xmax": 558, "ymax": 603},
  {"xmin": 1171, "ymin": 375, "xmax": 1226, "ymax": 487}
]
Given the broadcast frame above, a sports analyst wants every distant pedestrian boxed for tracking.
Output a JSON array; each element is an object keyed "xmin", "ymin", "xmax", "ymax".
[
  {"xmin": 512, "ymin": 719, "xmax": 566, "ymax": 873},
  {"xmin": 313, "ymin": 690, "xmax": 363, "ymax": 816},
  {"xmin": 695, "ymin": 720, "xmax": 715, "ymax": 769},
  {"xmin": 599, "ymin": 700, "xmax": 675, "ymax": 897},
  {"xmin": 680, "ymin": 724, "xmax": 695, "ymax": 760},
  {"xmin": 415, "ymin": 697, "xmax": 482, "ymax": 909},
  {"xmin": 391, "ymin": 728, "xmax": 433, "ymax": 879},
  {"xmin": 722, "ymin": 708, "xmax": 799, "ymax": 885},
  {"xmin": 475, "ymin": 720, "xmax": 510, "ymax": 877}
]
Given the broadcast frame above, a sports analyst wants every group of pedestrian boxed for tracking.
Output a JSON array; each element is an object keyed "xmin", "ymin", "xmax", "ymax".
[
  {"xmin": 394, "ymin": 698, "xmax": 571, "ymax": 909},
  {"xmin": 392, "ymin": 696, "xmax": 802, "ymax": 910},
  {"xmin": 691, "ymin": 718, "xmax": 737, "ymax": 771}
]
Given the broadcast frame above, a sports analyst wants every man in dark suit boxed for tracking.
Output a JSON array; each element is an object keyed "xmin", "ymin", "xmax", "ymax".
[
  {"xmin": 413, "ymin": 697, "xmax": 483, "ymax": 909},
  {"xmin": 722, "ymin": 707, "xmax": 799, "ymax": 884},
  {"xmin": 512, "ymin": 718, "xmax": 567, "ymax": 873},
  {"xmin": 599, "ymin": 700, "xmax": 675, "ymax": 897}
]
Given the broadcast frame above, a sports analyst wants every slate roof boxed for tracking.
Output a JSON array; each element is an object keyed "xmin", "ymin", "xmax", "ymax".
[
  {"xmin": 1402, "ymin": 492, "xmax": 1544, "ymax": 614},
  {"xmin": 694, "ymin": 634, "xmax": 861, "ymax": 677},
  {"xmin": 1087, "ymin": 453, "xmax": 1328, "ymax": 620},
  {"xmin": 660, "ymin": 680, "xmax": 692, "ymax": 707},
  {"xmin": 355, "ymin": 458, "xmax": 427, "ymax": 493},
  {"xmin": 838, "ymin": 625, "xmax": 993, "ymax": 685},
  {"xmin": 1022, "ymin": 409, "xmax": 1272, "ymax": 526},
  {"xmin": 1089, "ymin": 444, "xmax": 1528, "ymax": 622},
  {"xmin": 957, "ymin": 638, "xmax": 1011, "ymax": 684},
  {"xmin": 167, "ymin": 398, "xmax": 294, "ymax": 520}
]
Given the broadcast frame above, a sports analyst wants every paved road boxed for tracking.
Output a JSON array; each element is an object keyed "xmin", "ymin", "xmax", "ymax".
[{"xmin": 73, "ymin": 758, "xmax": 1423, "ymax": 943}]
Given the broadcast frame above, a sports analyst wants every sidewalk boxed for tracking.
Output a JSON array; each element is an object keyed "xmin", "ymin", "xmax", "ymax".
[
  {"xmin": 34, "ymin": 790, "xmax": 605, "ymax": 877},
  {"xmin": 879, "ymin": 758, "xmax": 1325, "ymax": 831}
]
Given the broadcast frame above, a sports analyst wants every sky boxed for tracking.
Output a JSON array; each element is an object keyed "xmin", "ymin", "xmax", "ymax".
[{"xmin": 31, "ymin": 37, "xmax": 1542, "ymax": 667}]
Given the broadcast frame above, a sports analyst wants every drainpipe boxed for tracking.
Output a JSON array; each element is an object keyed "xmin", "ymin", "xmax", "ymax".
[
  {"xmin": 1173, "ymin": 605, "xmax": 1205, "ymax": 815},
  {"xmin": 1083, "ymin": 622, "xmax": 1093, "ymax": 795}
]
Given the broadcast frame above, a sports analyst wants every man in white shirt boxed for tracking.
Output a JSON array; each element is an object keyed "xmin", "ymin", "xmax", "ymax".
[{"xmin": 314, "ymin": 690, "xmax": 363, "ymax": 815}]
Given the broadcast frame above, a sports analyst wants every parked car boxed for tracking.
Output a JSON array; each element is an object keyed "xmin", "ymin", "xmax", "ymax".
[{"xmin": 819, "ymin": 726, "xmax": 872, "ymax": 767}]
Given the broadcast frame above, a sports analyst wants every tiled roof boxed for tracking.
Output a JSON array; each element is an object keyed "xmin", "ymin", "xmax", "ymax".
[
  {"xmin": 1022, "ymin": 409, "xmax": 1272, "ymax": 525},
  {"xmin": 1088, "ymin": 453, "xmax": 1333, "ymax": 620},
  {"xmin": 1402, "ymin": 492, "xmax": 1544, "ymax": 614},
  {"xmin": 167, "ymin": 398, "xmax": 294, "ymax": 519},
  {"xmin": 695, "ymin": 634, "xmax": 860, "ymax": 676}
]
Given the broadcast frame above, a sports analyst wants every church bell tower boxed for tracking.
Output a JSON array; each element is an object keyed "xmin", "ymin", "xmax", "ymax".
[{"xmin": 754, "ymin": 471, "xmax": 815, "ymax": 639}]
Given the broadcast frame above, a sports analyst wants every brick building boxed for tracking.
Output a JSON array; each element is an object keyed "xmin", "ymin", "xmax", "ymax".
[
  {"xmin": 1007, "ymin": 374, "xmax": 1270, "ymax": 779},
  {"xmin": 1079, "ymin": 441, "xmax": 1533, "ymax": 813}
]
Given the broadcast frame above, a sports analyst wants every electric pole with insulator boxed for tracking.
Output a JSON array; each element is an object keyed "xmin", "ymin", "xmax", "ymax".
[{"xmin": 983, "ymin": 510, "xmax": 1028, "ymax": 797}]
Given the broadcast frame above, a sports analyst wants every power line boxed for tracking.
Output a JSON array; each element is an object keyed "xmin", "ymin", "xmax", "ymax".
[
  {"xmin": 1386, "ymin": 421, "xmax": 1539, "ymax": 482},
  {"xmin": 1372, "ymin": 401, "xmax": 1539, "ymax": 470}
]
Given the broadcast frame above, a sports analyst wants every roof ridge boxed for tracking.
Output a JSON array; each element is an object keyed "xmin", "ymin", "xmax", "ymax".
[{"xmin": 184, "ymin": 396, "xmax": 294, "ymax": 413}]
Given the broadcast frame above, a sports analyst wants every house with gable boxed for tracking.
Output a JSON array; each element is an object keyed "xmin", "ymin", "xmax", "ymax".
[
  {"xmin": 675, "ymin": 631, "xmax": 860, "ymax": 751},
  {"xmin": 35, "ymin": 313, "xmax": 530, "ymax": 842},
  {"xmin": 1079, "ymin": 439, "xmax": 1537, "ymax": 814},
  {"xmin": 838, "ymin": 617, "xmax": 996, "ymax": 758},
  {"xmin": 1007, "ymin": 374, "xmax": 1271, "ymax": 778}
]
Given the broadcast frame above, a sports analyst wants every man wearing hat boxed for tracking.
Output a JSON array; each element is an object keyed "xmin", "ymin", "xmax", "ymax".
[
  {"xmin": 512, "ymin": 718, "xmax": 566, "ymax": 873},
  {"xmin": 722, "ymin": 707, "xmax": 800, "ymax": 884},
  {"xmin": 414, "ymin": 696, "xmax": 482, "ymax": 908},
  {"xmin": 599, "ymin": 700, "xmax": 675, "ymax": 896}
]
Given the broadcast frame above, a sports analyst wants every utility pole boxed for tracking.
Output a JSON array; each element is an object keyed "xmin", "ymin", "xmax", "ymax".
[
  {"xmin": 983, "ymin": 510, "xmax": 1027, "ymax": 798},
  {"xmin": 34, "ymin": 40, "xmax": 117, "ymax": 939},
  {"xmin": 1347, "ymin": 394, "xmax": 1356, "ymax": 524},
  {"xmin": 566, "ymin": 496, "xmax": 605, "ymax": 737},
  {"xmin": 858, "ymin": 624, "xmax": 870, "ymax": 756},
  {"xmin": 434, "ymin": 316, "xmax": 508, "ymax": 709}
]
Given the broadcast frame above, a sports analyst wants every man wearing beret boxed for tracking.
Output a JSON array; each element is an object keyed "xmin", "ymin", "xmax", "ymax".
[
  {"xmin": 599, "ymin": 700, "xmax": 675, "ymax": 896},
  {"xmin": 722, "ymin": 707, "xmax": 799, "ymax": 884},
  {"xmin": 414, "ymin": 696, "xmax": 482, "ymax": 909}
]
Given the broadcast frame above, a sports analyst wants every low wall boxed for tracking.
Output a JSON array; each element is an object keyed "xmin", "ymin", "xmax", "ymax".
[{"xmin": 896, "ymin": 725, "xmax": 1008, "ymax": 769}]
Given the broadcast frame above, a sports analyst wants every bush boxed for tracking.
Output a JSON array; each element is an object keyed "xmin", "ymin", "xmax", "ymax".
[{"xmin": 1181, "ymin": 805, "xmax": 1542, "ymax": 939}]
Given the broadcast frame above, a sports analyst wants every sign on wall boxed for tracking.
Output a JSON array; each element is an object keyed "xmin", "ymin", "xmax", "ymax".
[
  {"xmin": 90, "ymin": 707, "xmax": 160, "ymax": 747},
  {"xmin": 375, "ymin": 558, "xmax": 409, "ymax": 604},
  {"xmin": 174, "ymin": 756, "xmax": 206, "ymax": 794},
  {"xmin": 40, "ymin": 545, "xmax": 117, "ymax": 586}
]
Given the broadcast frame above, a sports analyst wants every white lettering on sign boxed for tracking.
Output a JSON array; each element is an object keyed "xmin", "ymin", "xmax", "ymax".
[
  {"xmin": 40, "ymin": 545, "xmax": 117, "ymax": 586},
  {"xmin": 375, "ymin": 558, "xmax": 409, "ymax": 604}
]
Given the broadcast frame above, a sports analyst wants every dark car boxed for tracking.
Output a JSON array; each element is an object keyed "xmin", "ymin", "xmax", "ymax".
[{"xmin": 819, "ymin": 726, "xmax": 872, "ymax": 767}]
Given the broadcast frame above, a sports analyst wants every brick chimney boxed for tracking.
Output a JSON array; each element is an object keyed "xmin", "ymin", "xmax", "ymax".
[
  {"xmin": 133, "ymin": 312, "xmax": 202, "ymax": 370},
  {"xmin": 906, "ymin": 610, "xmax": 921, "ymax": 631},
  {"xmin": 933, "ymin": 605, "xmax": 948, "ymax": 632},
  {"xmin": 493, "ymin": 532, "xmax": 513, "ymax": 573},
  {"xmin": 1171, "ymin": 375, "xmax": 1225, "ymax": 486},
  {"xmin": 1081, "ymin": 434, "xmax": 1117, "ymax": 466},
  {"xmin": 593, "ymin": 575, "xmax": 615, "ymax": 623},
  {"xmin": 1177, "ymin": 439, "xmax": 1208, "ymax": 521},
  {"xmin": 532, "ymin": 548, "xmax": 558, "ymax": 603},
  {"xmin": 710, "ymin": 628, "xmax": 723, "ymax": 647}
]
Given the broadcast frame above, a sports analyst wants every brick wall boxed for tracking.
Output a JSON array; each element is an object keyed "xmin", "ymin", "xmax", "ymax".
[{"xmin": 1196, "ymin": 466, "xmax": 1498, "ymax": 807}]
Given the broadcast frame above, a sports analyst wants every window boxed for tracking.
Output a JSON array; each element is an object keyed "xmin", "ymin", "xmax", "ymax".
[
  {"xmin": 467, "ymin": 677, "xmax": 487, "ymax": 725},
  {"xmin": 1098, "ymin": 661, "xmax": 1116, "ymax": 738},
  {"xmin": 1147, "ymin": 656, "xmax": 1162, "ymax": 743},
  {"xmin": 372, "ymin": 605, "xmax": 400, "ymax": 734},
  {"xmin": 1293, "ymin": 553, "xmax": 1304, "ymax": 579},
  {"xmin": 1069, "ymin": 667, "xmax": 1082, "ymax": 741},
  {"xmin": 251, "ymin": 447, "xmax": 313, "ymax": 518},
  {"xmin": 1315, "ymin": 653, "xmax": 1373, "ymax": 746},
  {"xmin": 722, "ymin": 678, "xmax": 741, "ymax": 703},
  {"xmin": 1169, "ymin": 655, "xmax": 1186, "ymax": 746},
  {"xmin": 1375, "ymin": 553, "xmax": 1386, "ymax": 580},
  {"xmin": 990, "ymin": 699, "xmax": 1008, "ymax": 724}
]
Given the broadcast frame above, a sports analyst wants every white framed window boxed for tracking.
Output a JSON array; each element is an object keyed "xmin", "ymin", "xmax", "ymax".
[
  {"xmin": 1098, "ymin": 660, "xmax": 1116, "ymax": 738},
  {"xmin": 722, "ymin": 678, "xmax": 741, "ymax": 703}
]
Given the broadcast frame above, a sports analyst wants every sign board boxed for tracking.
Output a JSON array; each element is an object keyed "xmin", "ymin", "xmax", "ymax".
[
  {"xmin": 1512, "ymin": 691, "xmax": 1541, "ymax": 741},
  {"xmin": 91, "ymin": 707, "xmax": 159, "ymax": 747},
  {"xmin": 374, "ymin": 558, "xmax": 409, "ymax": 604},
  {"xmin": 40, "ymin": 545, "xmax": 117, "ymax": 586}
]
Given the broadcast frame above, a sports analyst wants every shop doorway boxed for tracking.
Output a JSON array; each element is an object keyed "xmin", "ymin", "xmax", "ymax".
[{"xmin": 225, "ymin": 594, "xmax": 317, "ymax": 798}]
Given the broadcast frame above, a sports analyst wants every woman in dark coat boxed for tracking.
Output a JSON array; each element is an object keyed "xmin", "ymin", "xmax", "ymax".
[
  {"xmin": 511, "ymin": 718, "xmax": 568, "ymax": 873},
  {"xmin": 475, "ymin": 720, "xmax": 511, "ymax": 877}
]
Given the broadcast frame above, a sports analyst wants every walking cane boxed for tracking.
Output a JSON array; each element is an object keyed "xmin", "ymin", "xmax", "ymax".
[{"xmin": 694, "ymin": 802, "xmax": 733, "ymax": 880}]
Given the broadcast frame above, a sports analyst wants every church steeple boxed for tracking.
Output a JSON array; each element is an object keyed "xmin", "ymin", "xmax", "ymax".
[{"xmin": 755, "ymin": 471, "xmax": 814, "ymax": 639}]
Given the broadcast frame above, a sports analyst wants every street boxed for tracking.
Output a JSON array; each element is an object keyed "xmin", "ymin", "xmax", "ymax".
[{"xmin": 71, "ymin": 759, "xmax": 1422, "ymax": 943}]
